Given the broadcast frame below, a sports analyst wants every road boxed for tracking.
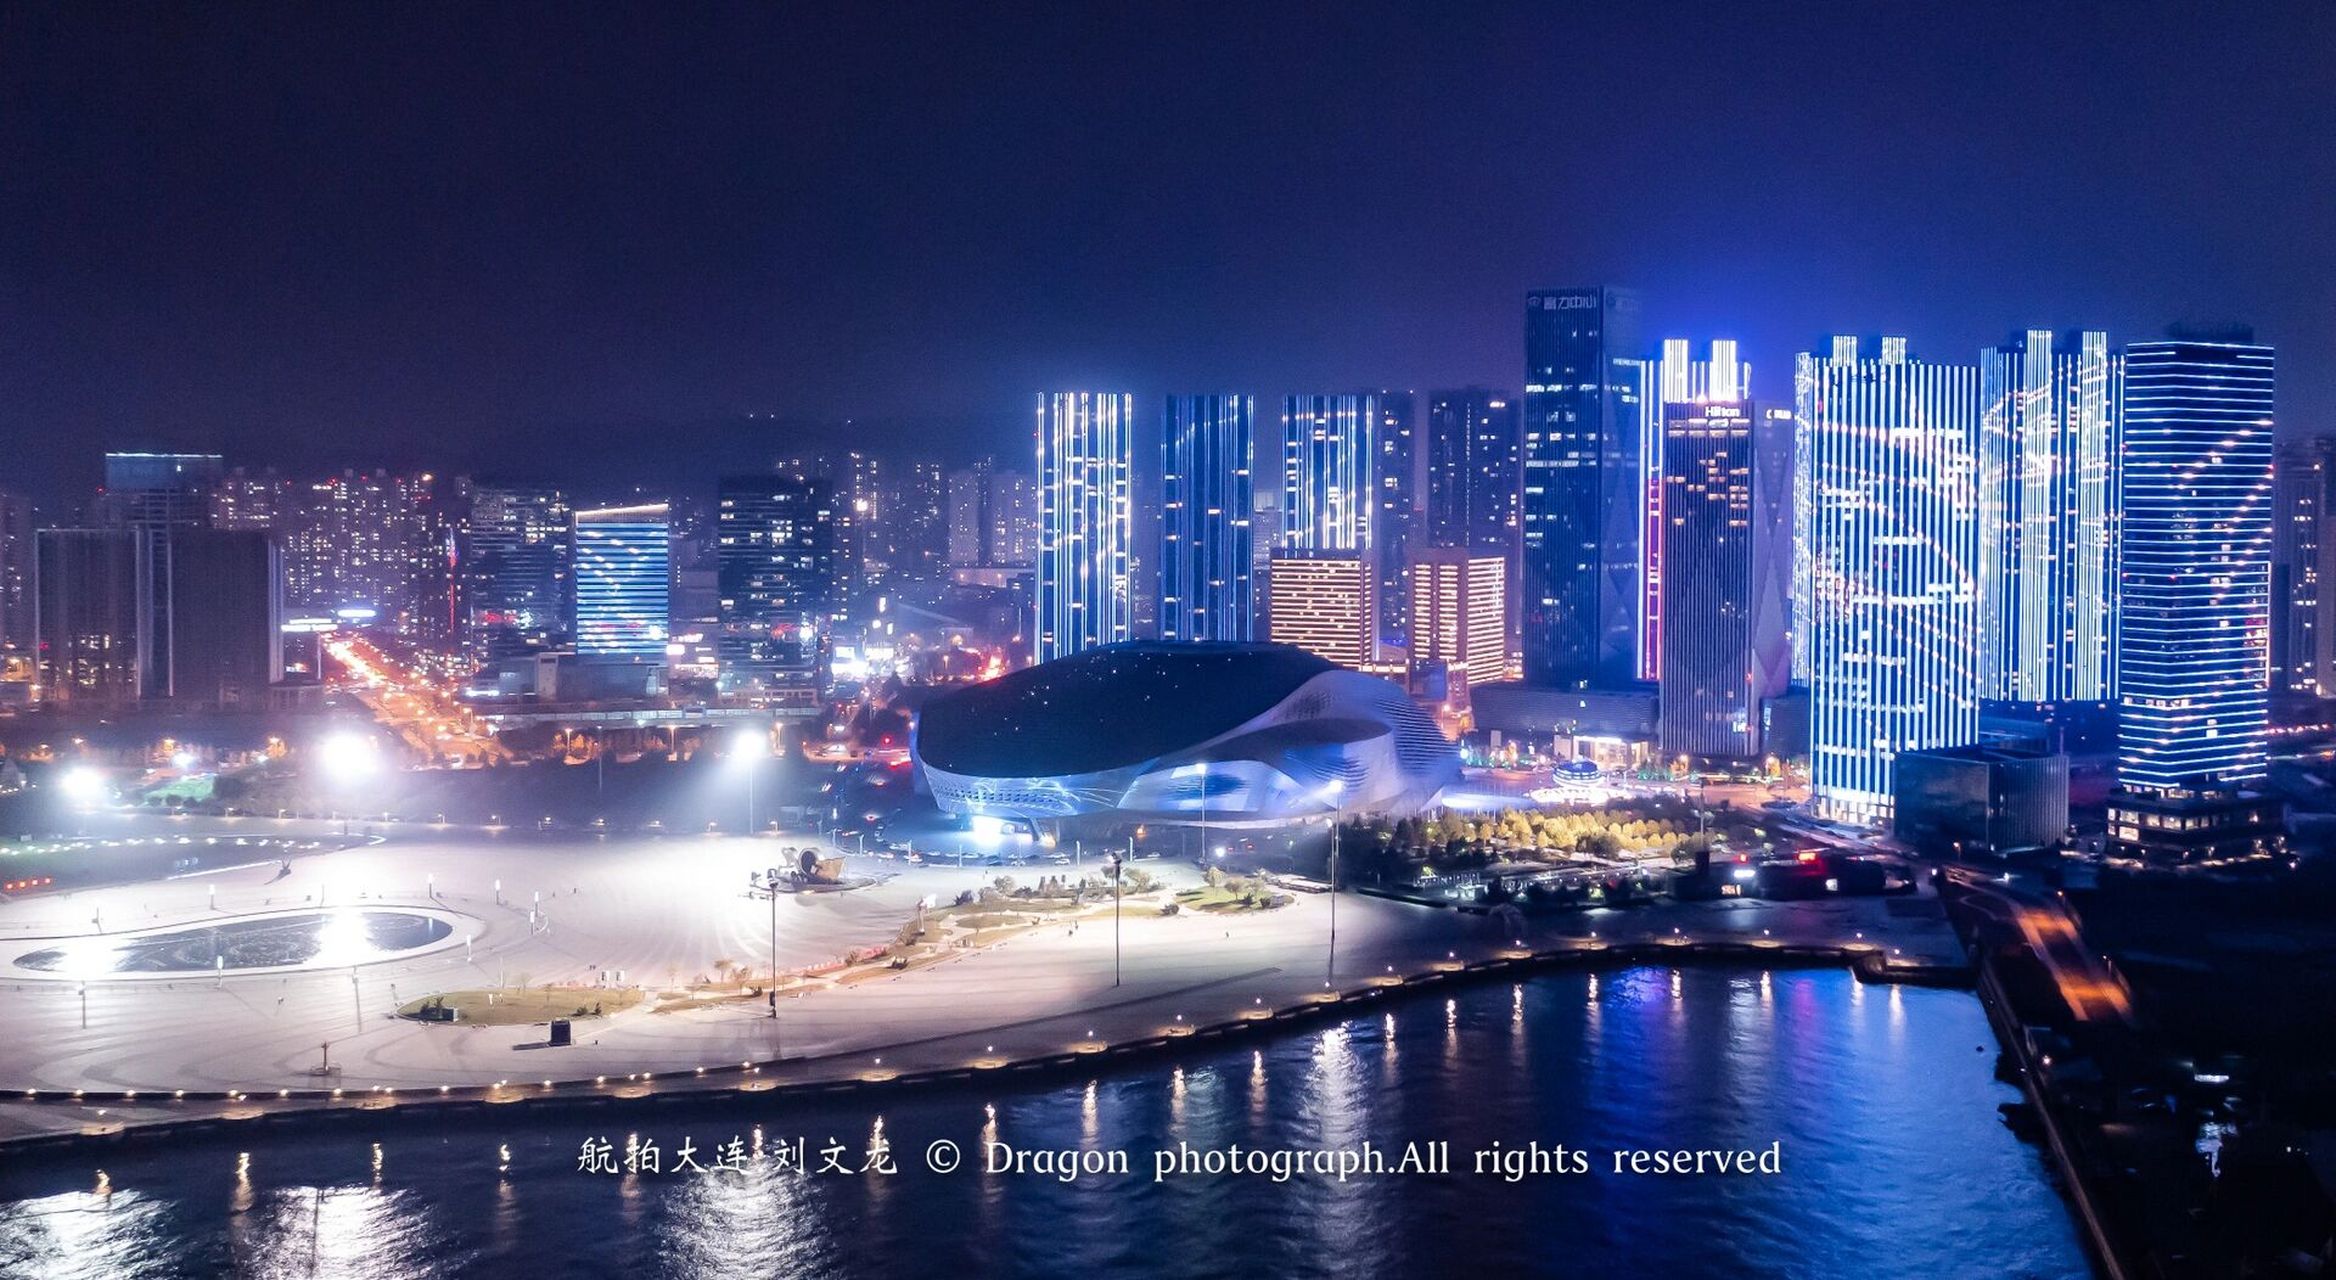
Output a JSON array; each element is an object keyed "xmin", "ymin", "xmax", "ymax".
[
  {"xmin": 1946, "ymin": 864, "xmax": 2134, "ymax": 1025},
  {"xmin": 327, "ymin": 634, "xmax": 505, "ymax": 766}
]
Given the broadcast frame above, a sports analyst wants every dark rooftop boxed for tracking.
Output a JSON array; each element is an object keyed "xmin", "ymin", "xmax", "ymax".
[{"xmin": 914, "ymin": 642, "xmax": 1336, "ymax": 777}]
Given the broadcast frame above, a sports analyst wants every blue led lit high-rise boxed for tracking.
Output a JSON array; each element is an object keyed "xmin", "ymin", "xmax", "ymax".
[
  {"xmin": 2115, "ymin": 335, "xmax": 2276, "ymax": 792},
  {"xmin": 1159, "ymin": 394, "xmax": 1254, "ymax": 642},
  {"xmin": 572, "ymin": 503, "xmax": 670, "ymax": 661},
  {"xmin": 1799, "ymin": 337, "xmax": 1983, "ymax": 820},
  {"xmin": 1036, "ymin": 391, "xmax": 1134, "ymax": 662}
]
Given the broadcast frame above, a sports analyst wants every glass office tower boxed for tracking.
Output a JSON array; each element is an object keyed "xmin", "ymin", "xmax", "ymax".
[
  {"xmin": 458, "ymin": 483, "xmax": 572, "ymax": 659},
  {"xmin": 1630, "ymin": 339, "xmax": 1750, "ymax": 681},
  {"xmin": 1521, "ymin": 287, "xmax": 1642, "ymax": 688},
  {"xmin": 717, "ymin": 470, "xmax": 835, "ymax": 701},
  {"xmin": 1425, "ymin": 388, "xmax": 1521, "ymax": 556},
  {"xmin": 1657, "ymin": 399, "xmax": 1783, "ymax": 761}
]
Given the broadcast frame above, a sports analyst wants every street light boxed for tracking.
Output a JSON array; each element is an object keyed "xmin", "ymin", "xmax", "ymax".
[
  {"xmin": 1105, "ymin": 851, "xmax": 1124, "ymax": 987},
  {"xmin": 752, "ymin": 867, "xmax": 782, "ymax": 1019},
  {"xmin": 57, "ymin": 766, "xmax": 106, "ymax": 808},
  {"xmin": 733, "ymin": 727, "xmax": 767, "ymax": 835},
  {"xmin": 1198, "ymin": 763, "xmax": 1210, "ymax": 866},
  {"xmin": 1319, "ymin": 780, "xmax": 1345, "ymax": 985},
  {"xmin": 317, "ymin": 733, "xmax": 381, "ymax": 782}
]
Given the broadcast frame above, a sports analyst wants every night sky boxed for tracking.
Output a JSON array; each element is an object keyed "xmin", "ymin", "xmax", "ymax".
[{"xmin": 4, "ymin": 2, "xmax": 2331, "ymax": 505}]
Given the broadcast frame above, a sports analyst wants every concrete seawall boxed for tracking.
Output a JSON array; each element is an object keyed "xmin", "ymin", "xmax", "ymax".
[{"xmin": 0, "ymin": 938, "xmax": 1969, "ymax": 1160}]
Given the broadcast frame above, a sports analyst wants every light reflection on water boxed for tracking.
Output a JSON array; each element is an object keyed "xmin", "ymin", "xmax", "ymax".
[
  {"xmin": 2, "ymin": 1189, "xmax": 186, "ymax": 1280},
  {"xmin": 233, "ymin": 1185, "xmax": 461, "ymax": 1280},
  {"xmin": 0, "ymin": 969, "xmax": 2089, "ymax": 1280}
]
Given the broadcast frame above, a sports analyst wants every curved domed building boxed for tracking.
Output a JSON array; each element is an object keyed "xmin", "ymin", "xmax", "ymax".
[{"xmin": 914, "ymin": 642, "xmax": 1459, "ymax": 828}]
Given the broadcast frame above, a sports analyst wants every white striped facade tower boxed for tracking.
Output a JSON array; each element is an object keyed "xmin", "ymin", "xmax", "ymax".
[
  {"xmin": 1281, "ymin": 393, "xmax": 1379, "ymax": 552},
  {"xmin": 1977, "ymin": 330, "xmax": 2119, "ymax": 704},
  {"xmin": 1798, "ymin": 337, "xmax": 1983, "ymax": 820},
  {"xmin": 1036, "ymin": 392, "xmax": 1134, "ymax": 662}
]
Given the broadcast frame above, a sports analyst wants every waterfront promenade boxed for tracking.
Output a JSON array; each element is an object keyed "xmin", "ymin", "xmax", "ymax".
[{"xmin": 0, "ymin": 818, "xmax": 1965, "ymax": 1149}]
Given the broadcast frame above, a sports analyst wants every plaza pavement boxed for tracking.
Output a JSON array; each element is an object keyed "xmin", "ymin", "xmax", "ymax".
[{"xmin": 0, "ymin": 816, "xmax": 1964, "ymax": 1143}]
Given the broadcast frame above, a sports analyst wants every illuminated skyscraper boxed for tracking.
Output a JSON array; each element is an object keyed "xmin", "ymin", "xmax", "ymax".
[
  {"xmin": 945, "ymin": 460, "xmax": 988, "ymax": 569},
  {"xmin": 1752, "ymin": 405, "xmax": 1797, "ymax": 703},
  {"xmin": 1159, "ymin": 394, "xmax": 1255, "ymax": 642},
  {"xmin": 2116, "ymin": 336, "xmax": 2276, "ymax": 792},
  {"xmin": 99, "ymin": 452, "xmax": 222, "ymax": 534},
  {"xmin": 875, "ymin": 459, "xmax": 948, "ymax": 585},
  {"xmin": 1425, "ymin": 388, "xmax": 1521, "ymax": 556},
  {"xmin": 208, "ymin": 467, "xmax": 287, "ymax": 533},
  {"xmin": 1251, "ymin": 464, "xmax": 1282, "ymax": 588},
  {"xmin": 32, "ymin": 528, "xmax": 142, "ymax": 704},
  {"xmin": 1976, "ymin": 331, "xmax": 2119, "ymax": 704},
  {"xmin": 456, "ymin": 482, "xmax": 572, "ymax": 658},
  {"xmin": 1799, "ymin": 338, "xmax": 1983, "ymax": 819},
  {"xmin": 1424, "ymin": 388, "xmax": 1519, "ymax": 670},
  {"xmin": 1656, "ymin": 399, "xmax": 1784, "ymax": 761},
  {"xmin": 1408, "ymin": 548, "xmax": 1506, "ymax": 691},
  {"xmin": 2273, "ymin": 437, "xmax": 2335, "ymax": 695},
  {"xmin": 1266, "ymin": 549, "xmax": 1373, "ymax": 670},
  {"xmin": 282, "ymin": 469, "xmax": 438, "ymax": 634},
  {"xmin": 99, "ymin": 452, "xmax": 222, "ymax": 696},
  {"xmin": 31, "ymin": 525, "xmax": 278, "ymax": 707},
  {"xmin": 572, "ymin": 503, "xmax": 670, "ymax": 661},
  {"xmin": 1036, "ymin": 392, "xmax": 1134, "ymax": 662},
  {"xmin": 1281, "ymin": 394, "xmax": 1378, "ymax": 552},
  {"xmin": 717, "ymin": 471, "xmax": 834, "ymax": 703},
  {"xmin": 948, "ymin": 459, "xmax": 1040, "ymax": 572},
  {"xmin": 777, "ymin": 452, "xmax": 876, "ymax": 607},
  {"xmin": 0, "ymin": 491, "xmax": 31, "ymax": 653},
  {"xmin": 1521, "ymin": 287, "xmax": 1642, "ymax": 688},
  {"xmin": 988, "ymin": 469, "xmax": 1039, "ymax": 568},
  {"xmin": 1371, "ymin": 391, "xmax": 1417, "ymax": 655},
  {"xmin": 1628, "ymin": 340, "xmax": 1750, "ymax": 680},
  {"xmin": 1289, "ymin": 390, "xmax": 1392, "ymax": 548}
]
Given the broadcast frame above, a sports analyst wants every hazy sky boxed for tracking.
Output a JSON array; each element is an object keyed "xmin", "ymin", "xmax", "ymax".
[{"xmin": 5, "ymin": 1, "xmax": 2332, "ymax": 504}]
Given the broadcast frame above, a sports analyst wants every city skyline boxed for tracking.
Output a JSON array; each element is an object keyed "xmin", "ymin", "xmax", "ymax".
[{"xmin": 4, "ymin": 13, "xmax": 2332, "ymax": 1275}]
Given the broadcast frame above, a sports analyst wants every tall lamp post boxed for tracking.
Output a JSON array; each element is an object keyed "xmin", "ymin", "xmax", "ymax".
[
  {"xmin": 1319, "ymin": 781, "xmax": 1345, "ymax": 985},
  {"xmin": 1105, "ymin": 853, "xmax": 1123, "ymax": 987},
  {"xmin": 734, "ymin": 726, "xmax": 767, "ymax": 835},
  {"xmin": 1198, "ymin": 764, "xmax": 1211, "ymax": 865},
  {"xmin": 753, "ymin": 866, "xmax": 781, "ymax": 1018}
]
